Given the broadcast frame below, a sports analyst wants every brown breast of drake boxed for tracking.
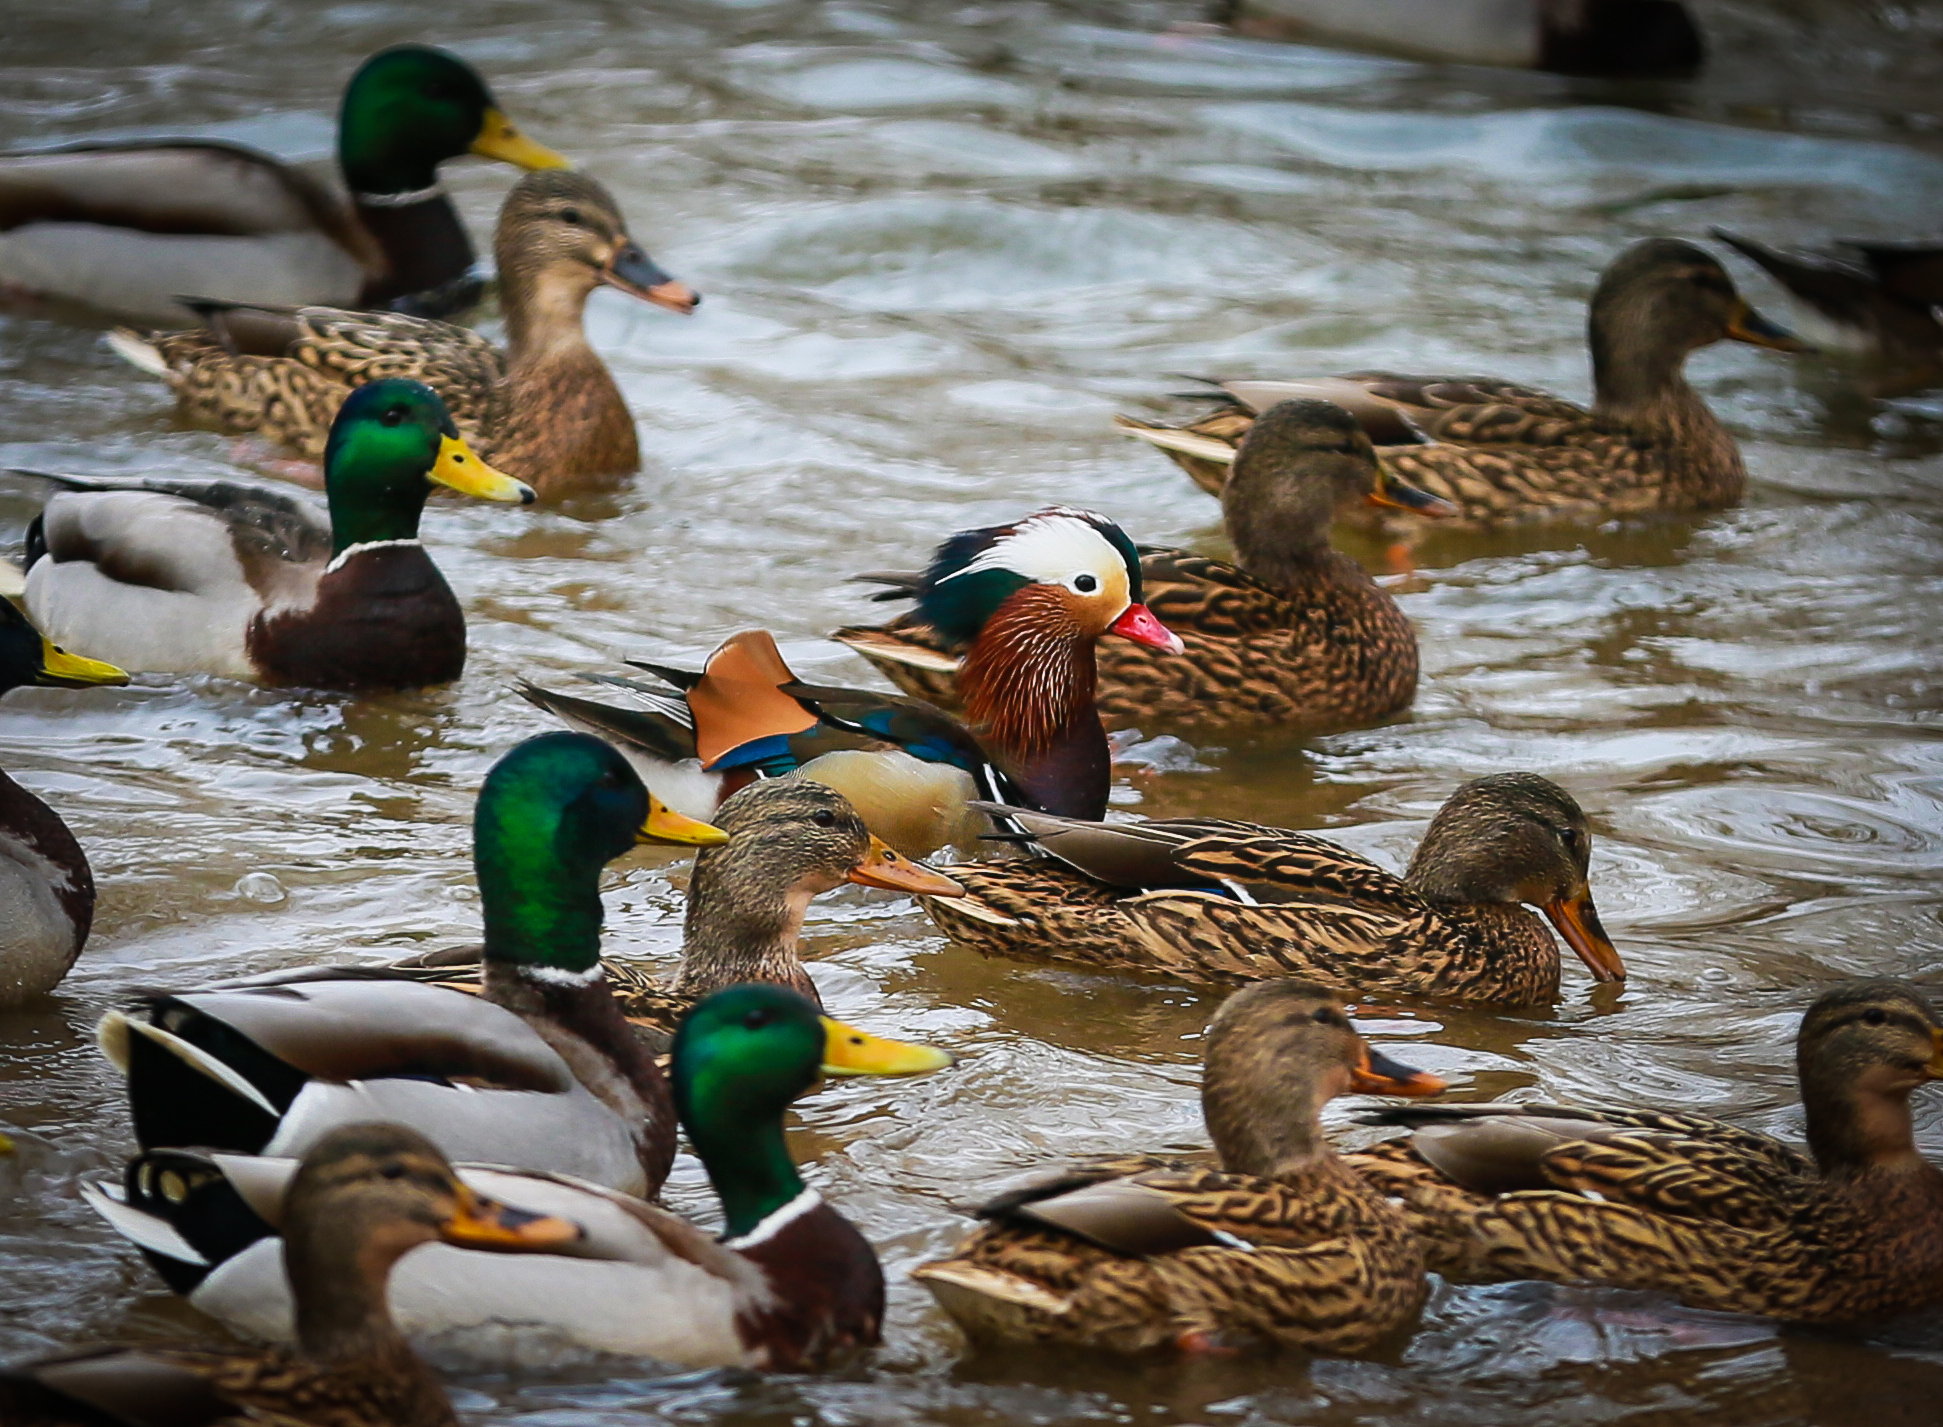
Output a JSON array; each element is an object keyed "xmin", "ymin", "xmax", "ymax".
[{"xmin": 247, "ymin": 543, "xmax": 464, "ymax": 691}]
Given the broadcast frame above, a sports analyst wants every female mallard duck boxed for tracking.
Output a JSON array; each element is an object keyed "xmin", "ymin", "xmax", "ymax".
[
  {"xmin": 20, "ymin": 378, "xmax": 533, "ymax": 690},
  {"xmin": 920, "ymin": 773, "xmax": 1624, "ymax": 1006},
  {"xmin": 1120, "ymin": 239, "xmax": 1807, "ymax": 532},
  {"xmin": 412, "ymin": 776, "xmax": 966, "ymax": 1048},
  {"xmin": 840, "ymin": 401, "xmax": 1453, "ymax": 736},
  {"xmin": 111, "ymin": 169, "xmax": 697, "ymax": 497},
  {"xmin": 915, "ymin": 979, "xmax": 1446, "ymax": 1355},
  {"xmin": 86, "ymin": 984, "xmax": 916, "ymax": 1372},
  {"xmin": 526, "ymin": 507, "xmax": 1183, "ymax": 855},
  {"xmin": 0, "ymin": 600, "xmax": 128, "ymax": 1004},
  {"xmin": 8, "ymin": 1122, "xmax": 579, "ymax": 1427},
  {"xmin": 1714, "ymin": 228, "xmax": 1943, "ymax": 393},
  {"xmin": 1343, "ymin": 979, "xmax": 1943, "ymax": 1324},
  {"xmin": 0, "ymin": 44, "xmax": 568, "ymax": 327}
]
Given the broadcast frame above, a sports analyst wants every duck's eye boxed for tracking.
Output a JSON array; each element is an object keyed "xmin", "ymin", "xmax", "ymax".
[
  {"xmin": 560, "ymin": 208, "xmax": 582, "ymax": 226},
  {"xmin": 1311, "ymin": 1008, "xmax": 1336, "ymax": 1026},
  {"xmin": 1073, "ymin": 573, "xmax": 1099, "ymax": 594},
  {"xmin": 381, "ymin": 406, "xmax": 406, "ymax": 427},
  {"xmin": 742, "ymin": 1009, "xmax": 773, "ymax": 1030},
  {"xmin": 1864, "ymin": 1008, "xmax": 1888, "ymax": 1027},
  {"xmin": 380, "ymin": 1162, "xmax": 408, "ymax": 1180},
  {"xmin": 811, "ymin": 809, "xmax": 837, "ymax": 828}
]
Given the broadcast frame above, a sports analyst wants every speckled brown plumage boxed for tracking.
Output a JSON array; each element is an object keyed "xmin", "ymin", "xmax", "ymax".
[
  {"xmin": 1121, "ymin": 239, "xmax": 1806, "ymax": 533},
  {"xmin": 1343, "ymin": 980, "xmax": 1943, "ymax": 1323},
  {"xmin": 915, "ymin": 981, "xmax": 1442, "ymax": 1355},
  {"xmin": 921, "ymin": 773, "xmax": 1623, "ymax": 1007},
  {"xmin": 843, "ymin": 403, "xmax": 1427, "ymax": 736},
  {"xmin": 0, "ymin": 1124, "xmax": 576, "ymax": 1427},
  {"xmin": 120, "ymin": 170, "xmax": 695, "ymax": 497}
]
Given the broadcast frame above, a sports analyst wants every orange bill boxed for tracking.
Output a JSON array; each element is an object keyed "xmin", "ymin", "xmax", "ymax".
[
  {"xmin": 1541, "ymin": 889, "xmax": 1625, "ymax": 983},
  {"xmin": 1927, "ymin": 1027, "xmax": 1943, "ymax": 1079},
  {"xmin": 439, "ymin": 1182, "xmax": 583, "ymax": 1251},
  {"xmin": 847, "ymin": 835, "xmax": 965, "ymax": 897},
  {"xmin": 1724, "ymin": 301, "xmax": 1810, "ymax": 353},
  {"xmin": 1367, "ymin": 458, "xmax": 1458, "ymax": 517},
  {"xmin": 1352, "ymin": 1044, "xmax": 1446, "ymax": 1097},
  {"xmin": 605, "ymin": 239, "xmax": 700, "ymax": 315}
]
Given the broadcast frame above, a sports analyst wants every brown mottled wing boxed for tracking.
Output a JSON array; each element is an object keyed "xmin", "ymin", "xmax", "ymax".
[
  {"xmin": 1339, "ymin": 371, "xmax": 1596, "ymax": 445},
  {"xmin": 0, "ymin": 1347, "xmax": 253, "ymax": 1427},
  {"xmin": 152, "ymin": 305, "xmax": 502, "ymax": 457},
  {"xmin": 1134, "ymin": 548, "xmax": 1298, "ymax": 638},
  {"xmin": 830, "ymin": 616, "xmax": 965, "ymax": 710}
]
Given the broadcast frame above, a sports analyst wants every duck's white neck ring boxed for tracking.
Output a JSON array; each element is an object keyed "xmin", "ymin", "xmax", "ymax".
[
  {"xmin": 517, "ymin": 963, "xmax": 606, "ymax": 988},
  {"xmin": 723, "ymin": 1187, "xmax": 821, "ymax": 1251},
  {"xmin": 324, "ymin": 538, "xmax": 423, "ymax": 575},
  {"xmin": 353, "ymin": 183, "xmax": 446, "ymax": 207}
]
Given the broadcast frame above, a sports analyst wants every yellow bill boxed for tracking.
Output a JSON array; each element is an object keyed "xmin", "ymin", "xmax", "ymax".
[
  {"xmin": 470, "ymin": 108, "xmax": 571, "ymax": 171},
  {"xmin": 639, "ymin": 794, "xmax": 730, "ymax": 848},
  {"xmin": 820, "ymin": 1016, "xmax": 954, "ymax": 1078},
  {"xmin": 440, "ymin": 1181, "xmax": 583, "ymax": 1251},
  {"xmin": 431, "ymin": 433, "xmax": 534, "ymax": 505},
  {"xmin": 36, "ymin": 639, "xmax": 129, "ymax": 689}
]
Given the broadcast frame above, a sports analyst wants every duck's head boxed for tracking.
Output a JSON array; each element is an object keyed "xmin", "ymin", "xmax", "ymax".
[
  {"xmin": 1798, "ymin": 980, "xmax": 1943, "ymax": 1176},
  {"xmin": 1590, "ymin": 238, "xmax": 1807, "ymax": 394},
  {"xmin": 707, "ymin": 778, "xmax": 964, "ymax": 902},
  {"xmin": 1226, "ymin": 400, "xmax": 1454, "ymax": 565},
  {"xmin": 281, "ymin": 1121, "xmax": 581, "ymax": 1354},
  {"xmin": 673, "ymin": 983, "xmax": 952, "ymax": 1236},
  {"xmin": 496, "ymin": 170, "xmax": 697, "ymax": 320},
  {"xmin": 475, "ymin": 731, "xmax": 727, "ymax": 978},
  {"xmin": 1201, "ymin": 980, "xmax": 1444, "ymax": 1179},
  {"xmin": 338, "ymin": 44, "xmax": 568, "ymax": 194},
  {"xmin": 322, "ymin": 379, "xmax": 533, "ymax": 554},
  {"xmin": 1404, "ymin": 772, "xmax": 1624, "ymax": 984},
  {"xmin": 914, "ymin": 506, "xmax": 1180, "ymax": 657},
  {"xmin": 0, "ymin": 599, "xmax": 127, "ymax": 698}
]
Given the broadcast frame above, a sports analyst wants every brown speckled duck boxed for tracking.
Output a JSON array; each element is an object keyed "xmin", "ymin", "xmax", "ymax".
[
  {"xmin": 2, "ymin": 1122, "xmax": 579, "ymax": 1427},
  {"xmin": 1345, "ymin": 979, "xmax": 1943, "ymax": 1324},
  {"xmin": 841, "ymin": 400, "xmax": 1452, "ymax": 736},
  {"xmin": 920, "ymin": 773, "xmax": 1624, "ymax": 1006},
  {"xmin": 1120, "ymin": 239, "xmax": 1807, "ymax": 533},
  {"xmin": 915, "ymin": 980, "xmax": 1446, "ymax": 1356},
  {"xmin": 110, "ymin": 169, "xmax": 696, "ymax": 498}
]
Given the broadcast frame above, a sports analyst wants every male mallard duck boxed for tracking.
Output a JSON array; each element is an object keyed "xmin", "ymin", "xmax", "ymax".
[
  {"xmin": 99, "ymin": 732, "xmax": 724, "ymax": 1197},
  {"xmin": 920, "ymin": 773, "xmax": 1623, "ymax": 1006},
  {"xmin": 1343, "ymin": 979, "xmax": 1943, "ymax": 1324},
  {"xmin": 0, "ymin": 599, "xmax": 128, "ymax": 1004},
  {"xmin": 527, "ymin": 508, "xmax": 1183, "ymax": 855},
  {"xmin": 20, "ymin": 378, "xmax": 533, "ymax": 690},
  {"xmin": 409, "ymin": 777, "xmax": 966, "ymax": 1047},
  {"xmin": 111, "ymin": 169, "xmax": 697, "ymax": 497},
  {"xmin": 841, "ymin": 402, "xmax": 1453, "ymax": 736},
  {"xmin": 1120, "ymin": 239, "xmax": 1807, "ymax": 533},
  {"xmin": 915, "ymin": 980, "xmax": 1446, "ymax": 1355},
  {"xmin": 1714, "ymin": 228, "xmax": 1943, "ymax": 393},
  {"xmin": 86, "ymin": 985, "xmax": 921, "ymax": 1372},
  {"xmin": 5, "ymin": 1122, "xmax": 579, "ymax": 1427},
  {"xmin": 0, "ymin": 44, "xmax": 567, "ymax": 326}
]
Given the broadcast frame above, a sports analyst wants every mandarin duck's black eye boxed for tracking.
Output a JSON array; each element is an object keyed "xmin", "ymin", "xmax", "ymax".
[
  {"xmin": 380, "ymin": 406, "xmax": 406, "ymax": 427},
  {"xmin": 811, "ymin": 809, "xmax": 836, "ymax": 828},
  {"xmin": 1074, "ymin": 573, "xmax": 1098, "ymax": 593},
  {"xmin": 1864, "ymin": 1008, "xmax": 1888, "ymax": 1027}
]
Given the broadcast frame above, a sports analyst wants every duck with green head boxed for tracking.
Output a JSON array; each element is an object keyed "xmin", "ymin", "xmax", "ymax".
[
  {"xmin": 21, "ymin": 377, "xmax": 532, "ymax": 690},
  {"xmin": 0, "ymin": 599, "xmax": 127, "ymax": 1005},
  {"xmin": 0, "ymin": 43, "xmax": 568, "ymax": 326},
  {"xmin": 86, "ymin": 983, "xmax": 940, "ymax": 1371}
]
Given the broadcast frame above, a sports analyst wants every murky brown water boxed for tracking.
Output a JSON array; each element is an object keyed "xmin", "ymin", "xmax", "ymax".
[{"xmin": 4, "ymin": 2, "xmax": 1943, "ymax": 1423}]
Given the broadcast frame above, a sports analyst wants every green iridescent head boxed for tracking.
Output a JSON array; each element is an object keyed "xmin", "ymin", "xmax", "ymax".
[
  {"xmin": 337, "ymin": 45, "xmax": 568, "ymax": 194},
  {"xmin": 473, "ymin": 732, "xmax": 653, "ymax": 974},
  {"xmin": 322, "ymin": 379, "xmax": 531, "ymax": 555}
]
